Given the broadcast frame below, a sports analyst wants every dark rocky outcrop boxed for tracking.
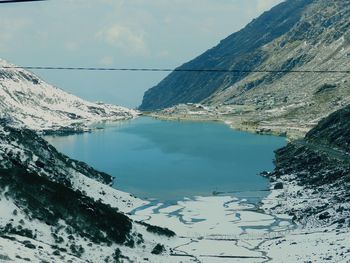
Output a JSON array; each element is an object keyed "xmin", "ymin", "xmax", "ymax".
[
  {"xmin": 306, "ymin": 106, "xmax": 350, "ymax": 153},
  {"xmin": 267, "ymin": 105, "xmax": 350, "ymax": 226}
]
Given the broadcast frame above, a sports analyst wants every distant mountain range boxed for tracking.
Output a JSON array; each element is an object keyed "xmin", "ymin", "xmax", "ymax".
[
  {"xmin": 0, "ymin": 59, "xmax": 138, "ymax": 134},
  {"xmin": 140, "ymin": 0, "xmax": 350, "ymax": 132}
]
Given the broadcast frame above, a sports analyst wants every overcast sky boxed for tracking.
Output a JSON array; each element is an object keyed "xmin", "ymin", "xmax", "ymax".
[{"xmin": 0, "ymin": 0, "xmax": 282, "ymax": 107}]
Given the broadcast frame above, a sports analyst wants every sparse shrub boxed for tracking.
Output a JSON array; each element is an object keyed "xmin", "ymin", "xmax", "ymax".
[
  {"xmin": 124, "ymin": 237, "xmax": 135, "ymax": 248},
  {"xmin": 151, "ymin": 244, "xmax": 165, "ymax": 255},
  {"xmin": 136, "ymin": 221, "xmax": 175, "ymax": 237}
]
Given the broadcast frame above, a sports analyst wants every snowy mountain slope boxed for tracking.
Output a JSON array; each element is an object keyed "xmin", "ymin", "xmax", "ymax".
[
  {"xmin": 0, "ymin": 58, "xmax": 138, "ymax": 133},
  {"xmin": 0, "ymin": 122, "xmax": 191, "ymax": 263}
]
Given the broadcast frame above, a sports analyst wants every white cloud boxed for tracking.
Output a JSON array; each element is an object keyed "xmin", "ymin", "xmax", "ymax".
[
  {"xmin": 96, "ymin": 24, "xmax": 148, "ymax": 56},
  {"xmin": 99, "ymin": 56, "xmax": 114, "ymax": 66},
  {"xmin": 156, "ymin": 50, "xmax": 170, "ymax": 58},
  {"xmin": 0, "ymin": 18, "xmax": 30, "ymax": 51},
  {"xmin": 64, "ymin": 42, "xmax": 79, "ymax": 51}
]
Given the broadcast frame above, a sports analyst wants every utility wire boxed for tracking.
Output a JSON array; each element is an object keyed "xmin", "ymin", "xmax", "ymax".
[
  {"xmin": 1, "ymin": 66, "xmax": 350, "ymax": 74},
  {"xmin": 0, "ymin": 0, "xmax": 46, "ymax": 3}
]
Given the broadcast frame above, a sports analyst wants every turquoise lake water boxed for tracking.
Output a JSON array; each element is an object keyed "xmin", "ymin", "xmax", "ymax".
[{"xmin": 45, "ymin": 117, "xmax": 286, "ymax": 200}]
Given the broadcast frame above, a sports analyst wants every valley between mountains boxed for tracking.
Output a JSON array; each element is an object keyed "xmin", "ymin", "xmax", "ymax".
[
  {"xmin": 0, "ymin": 57, "xmax": 349, "ymax": 262},
  {"xmin": 1, "ymin": 0, "xmax": 350, "ymax": 262}
]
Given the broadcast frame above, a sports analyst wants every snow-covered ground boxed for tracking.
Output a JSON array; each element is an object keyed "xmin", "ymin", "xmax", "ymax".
[
  {"xmin": 131, "ymin": 196, "xmax": 294, "ymax": 238},
  {"xmin": 0, "ymin": 189, "xmax": 190, "ymax": 263},
  {"xmin": 128, "ymin": 193, "xmax": 350, "ymax": 262},
  {"xmin": 1, "ymin": 188, "xmax": 349, "ymax": 262}
]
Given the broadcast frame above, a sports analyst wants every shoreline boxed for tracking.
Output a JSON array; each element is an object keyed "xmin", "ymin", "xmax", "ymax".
[{"xmin": 143, "ymin": 111, "xmax": 309, "ymax": 141}]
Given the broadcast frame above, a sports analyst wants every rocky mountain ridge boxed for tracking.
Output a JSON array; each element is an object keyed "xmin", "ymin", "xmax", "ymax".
[
  {"xmin": 140, "ymin": 0, "xmax": 313, "ymax": 111},
  {"xmin": 141, "ymin": 0, "xmax": 350, "ymax": 137}
]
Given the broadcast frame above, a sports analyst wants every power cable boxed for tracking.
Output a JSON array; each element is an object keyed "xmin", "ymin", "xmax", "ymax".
[
  {"xmin": 0, "ymin": 0, "xmax": 46, "ymax": 3},
  {"xmin": 1, "ymin": 66, "xmax": 350, "ymax": 74}
]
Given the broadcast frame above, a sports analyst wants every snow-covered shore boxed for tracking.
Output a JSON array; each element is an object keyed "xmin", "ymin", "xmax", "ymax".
[{"xmin": 128, "ymin": 190, "xmax": 350, "ymax": 262}]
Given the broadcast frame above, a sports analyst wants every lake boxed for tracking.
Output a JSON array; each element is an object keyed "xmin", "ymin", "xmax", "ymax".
[{"xmin": 45, "ymin": 117, "xmax": 286, "ymax": 201}]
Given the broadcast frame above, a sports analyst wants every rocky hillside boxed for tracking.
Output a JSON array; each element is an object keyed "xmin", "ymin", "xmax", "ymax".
[
  {"xmin": 0, "ymin": 121, "xmax": 177, "ymax": 262},
  {"xmin": 306, "ymin": 106, "xmax": 350, "ymax": 152},
  {"xmin": 140, "ymin": 0, "xmax": 313, "ymax": 110},
  {"xmin": 141, "ymin": 0, "xmax": 350, "ymax": 136},
  {"xmin": 263, "ymin": 105, "xmax": 350, "ymax": 228},
  {"xmin": 0, "ymin": 59, "xmax": 138, "ymax": 134}
]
